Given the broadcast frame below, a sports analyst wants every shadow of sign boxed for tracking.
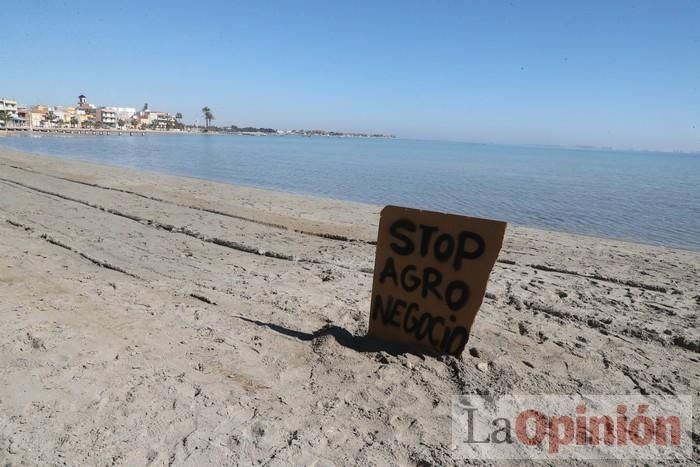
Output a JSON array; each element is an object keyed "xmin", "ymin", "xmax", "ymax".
[{"xmin": 234, "ymin": 315, "xmax": 443, "ymax": 358}]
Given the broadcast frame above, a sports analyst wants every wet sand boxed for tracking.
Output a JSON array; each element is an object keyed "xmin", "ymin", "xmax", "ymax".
[{"xmin": 0, "ymin": 148, "xmax": 697, "ymax": 465}]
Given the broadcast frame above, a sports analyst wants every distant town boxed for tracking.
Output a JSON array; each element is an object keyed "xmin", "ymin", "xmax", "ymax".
[{"xmin": 0, "ymin": 94, "xmax": 394, "ymax": 138}]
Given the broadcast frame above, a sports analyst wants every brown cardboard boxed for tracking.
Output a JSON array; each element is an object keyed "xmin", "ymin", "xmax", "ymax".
[{"xmin": 368, "ymin": 205, "xmax": 507, "ymax": 356}]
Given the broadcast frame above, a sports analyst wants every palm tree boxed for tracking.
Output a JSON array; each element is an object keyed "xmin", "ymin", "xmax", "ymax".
[
  {"xmin": 0, "ymin": 110, "xmax": 13, "ymax": 129},
  {"xmin": 201, "ymin": 107, "xmax": 214, "ymax": 128},
  {"xmin": 43, "ymin": 110, "xmax": 57, "ymax": 128},
  {"xmin": 175, "ymin": 112, "xmax": 183, "ymax": 121}
]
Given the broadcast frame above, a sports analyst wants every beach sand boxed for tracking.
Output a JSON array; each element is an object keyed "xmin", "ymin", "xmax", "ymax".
[{"xmin": 0, "ymin": 148, "xmax": 697, "ymax": 465}]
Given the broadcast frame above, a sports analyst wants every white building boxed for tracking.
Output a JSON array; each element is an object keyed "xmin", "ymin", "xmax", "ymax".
[
  {"xmin": 150, "ymin": 111, "xmax": 175, "ymax": 129},
  {"xmin": 133, "ymin": 110, "xmax": 175, "ymax": 129},
  {"xmin": 52, "ymin": 107, "xmax": 67, "ymax": 123},
  {"xmin": 113, "ymin": 107, "xmax": 136, "ymax": 122},
  {"xmin": 0, "ymin": 98, "xmax": 18, "ymax": 127}
]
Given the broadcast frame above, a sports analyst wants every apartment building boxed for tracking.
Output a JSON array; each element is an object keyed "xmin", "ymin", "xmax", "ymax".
[
  {"xmin": 0, "ymin": 97, "xmax": 18, "ymax": 127},
  {"xmin": 96, "ymin": 107, "xmax": 117, "ymax": 127}
]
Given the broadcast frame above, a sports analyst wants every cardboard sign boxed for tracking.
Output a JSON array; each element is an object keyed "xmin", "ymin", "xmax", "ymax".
[{"xmin": 368, "ymin": 206, "xmax": 506, "ymax": 356}]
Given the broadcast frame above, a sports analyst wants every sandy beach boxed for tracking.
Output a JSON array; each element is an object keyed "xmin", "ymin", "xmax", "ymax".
[{"xmin": 0, "ymin": 148, "xmax": 698, "ymax": 465}]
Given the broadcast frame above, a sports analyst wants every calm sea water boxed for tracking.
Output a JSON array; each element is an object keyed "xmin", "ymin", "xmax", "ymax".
[{"xmin": 1, "ymin": 134, "xmax": 698, "ymax": 250}]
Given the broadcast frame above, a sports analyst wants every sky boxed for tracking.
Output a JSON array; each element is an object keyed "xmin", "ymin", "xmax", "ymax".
[{"xmin": 2, "ymin": 0, "xmax": 699, "ymax": 151}]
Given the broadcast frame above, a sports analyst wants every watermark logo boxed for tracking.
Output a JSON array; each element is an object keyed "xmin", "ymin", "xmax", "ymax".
[{"xmin": 452, "ymin": 395, "xmax": 693, "ymax": 460}]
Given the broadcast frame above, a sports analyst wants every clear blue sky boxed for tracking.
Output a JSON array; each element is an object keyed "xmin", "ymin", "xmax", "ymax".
[{"xmin": 2, "ymin": 0, "xmax": 698, "ymax": 151}]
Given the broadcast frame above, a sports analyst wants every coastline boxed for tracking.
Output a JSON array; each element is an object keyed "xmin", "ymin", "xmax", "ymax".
[
  {"xmin": 3, "ymin": 134, "xmax": 699, "ymax": 253},
  {"xmin": 0, "ymin": 148, "xmax": 698, "ymax": 464},
  {"xmin": 0, "ymin": 127, "xmax": 395, "ymax": 139},
  {"xmin": 2, "ymin": 142, "xmax": 698, "ymax": 252}
]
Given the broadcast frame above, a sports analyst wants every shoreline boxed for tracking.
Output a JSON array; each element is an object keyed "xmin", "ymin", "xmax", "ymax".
[
  {"xmin": 0, "ymin": 145, "xmax": 696, "ymax": 252},
  {"xmin": 0, "ymin": 148, "xmax": 698, "ymax": 464},
  {"xmin": 5, "ymin": 124, "xmax": 699, "ymax": 155},
  {"xmin": 0, "ymin": 127, "xmax": 396, "ymax": 139}
]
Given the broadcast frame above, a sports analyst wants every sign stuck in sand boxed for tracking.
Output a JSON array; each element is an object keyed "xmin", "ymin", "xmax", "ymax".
[{"xmin": 368, "ymin": 206, "xmax": 506, "ymax": 356}]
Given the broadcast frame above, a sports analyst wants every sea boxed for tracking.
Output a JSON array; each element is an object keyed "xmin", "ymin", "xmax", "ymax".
[{"xmin": 1, "ymin": 134, "xmax": 698, "ymax": 251}]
